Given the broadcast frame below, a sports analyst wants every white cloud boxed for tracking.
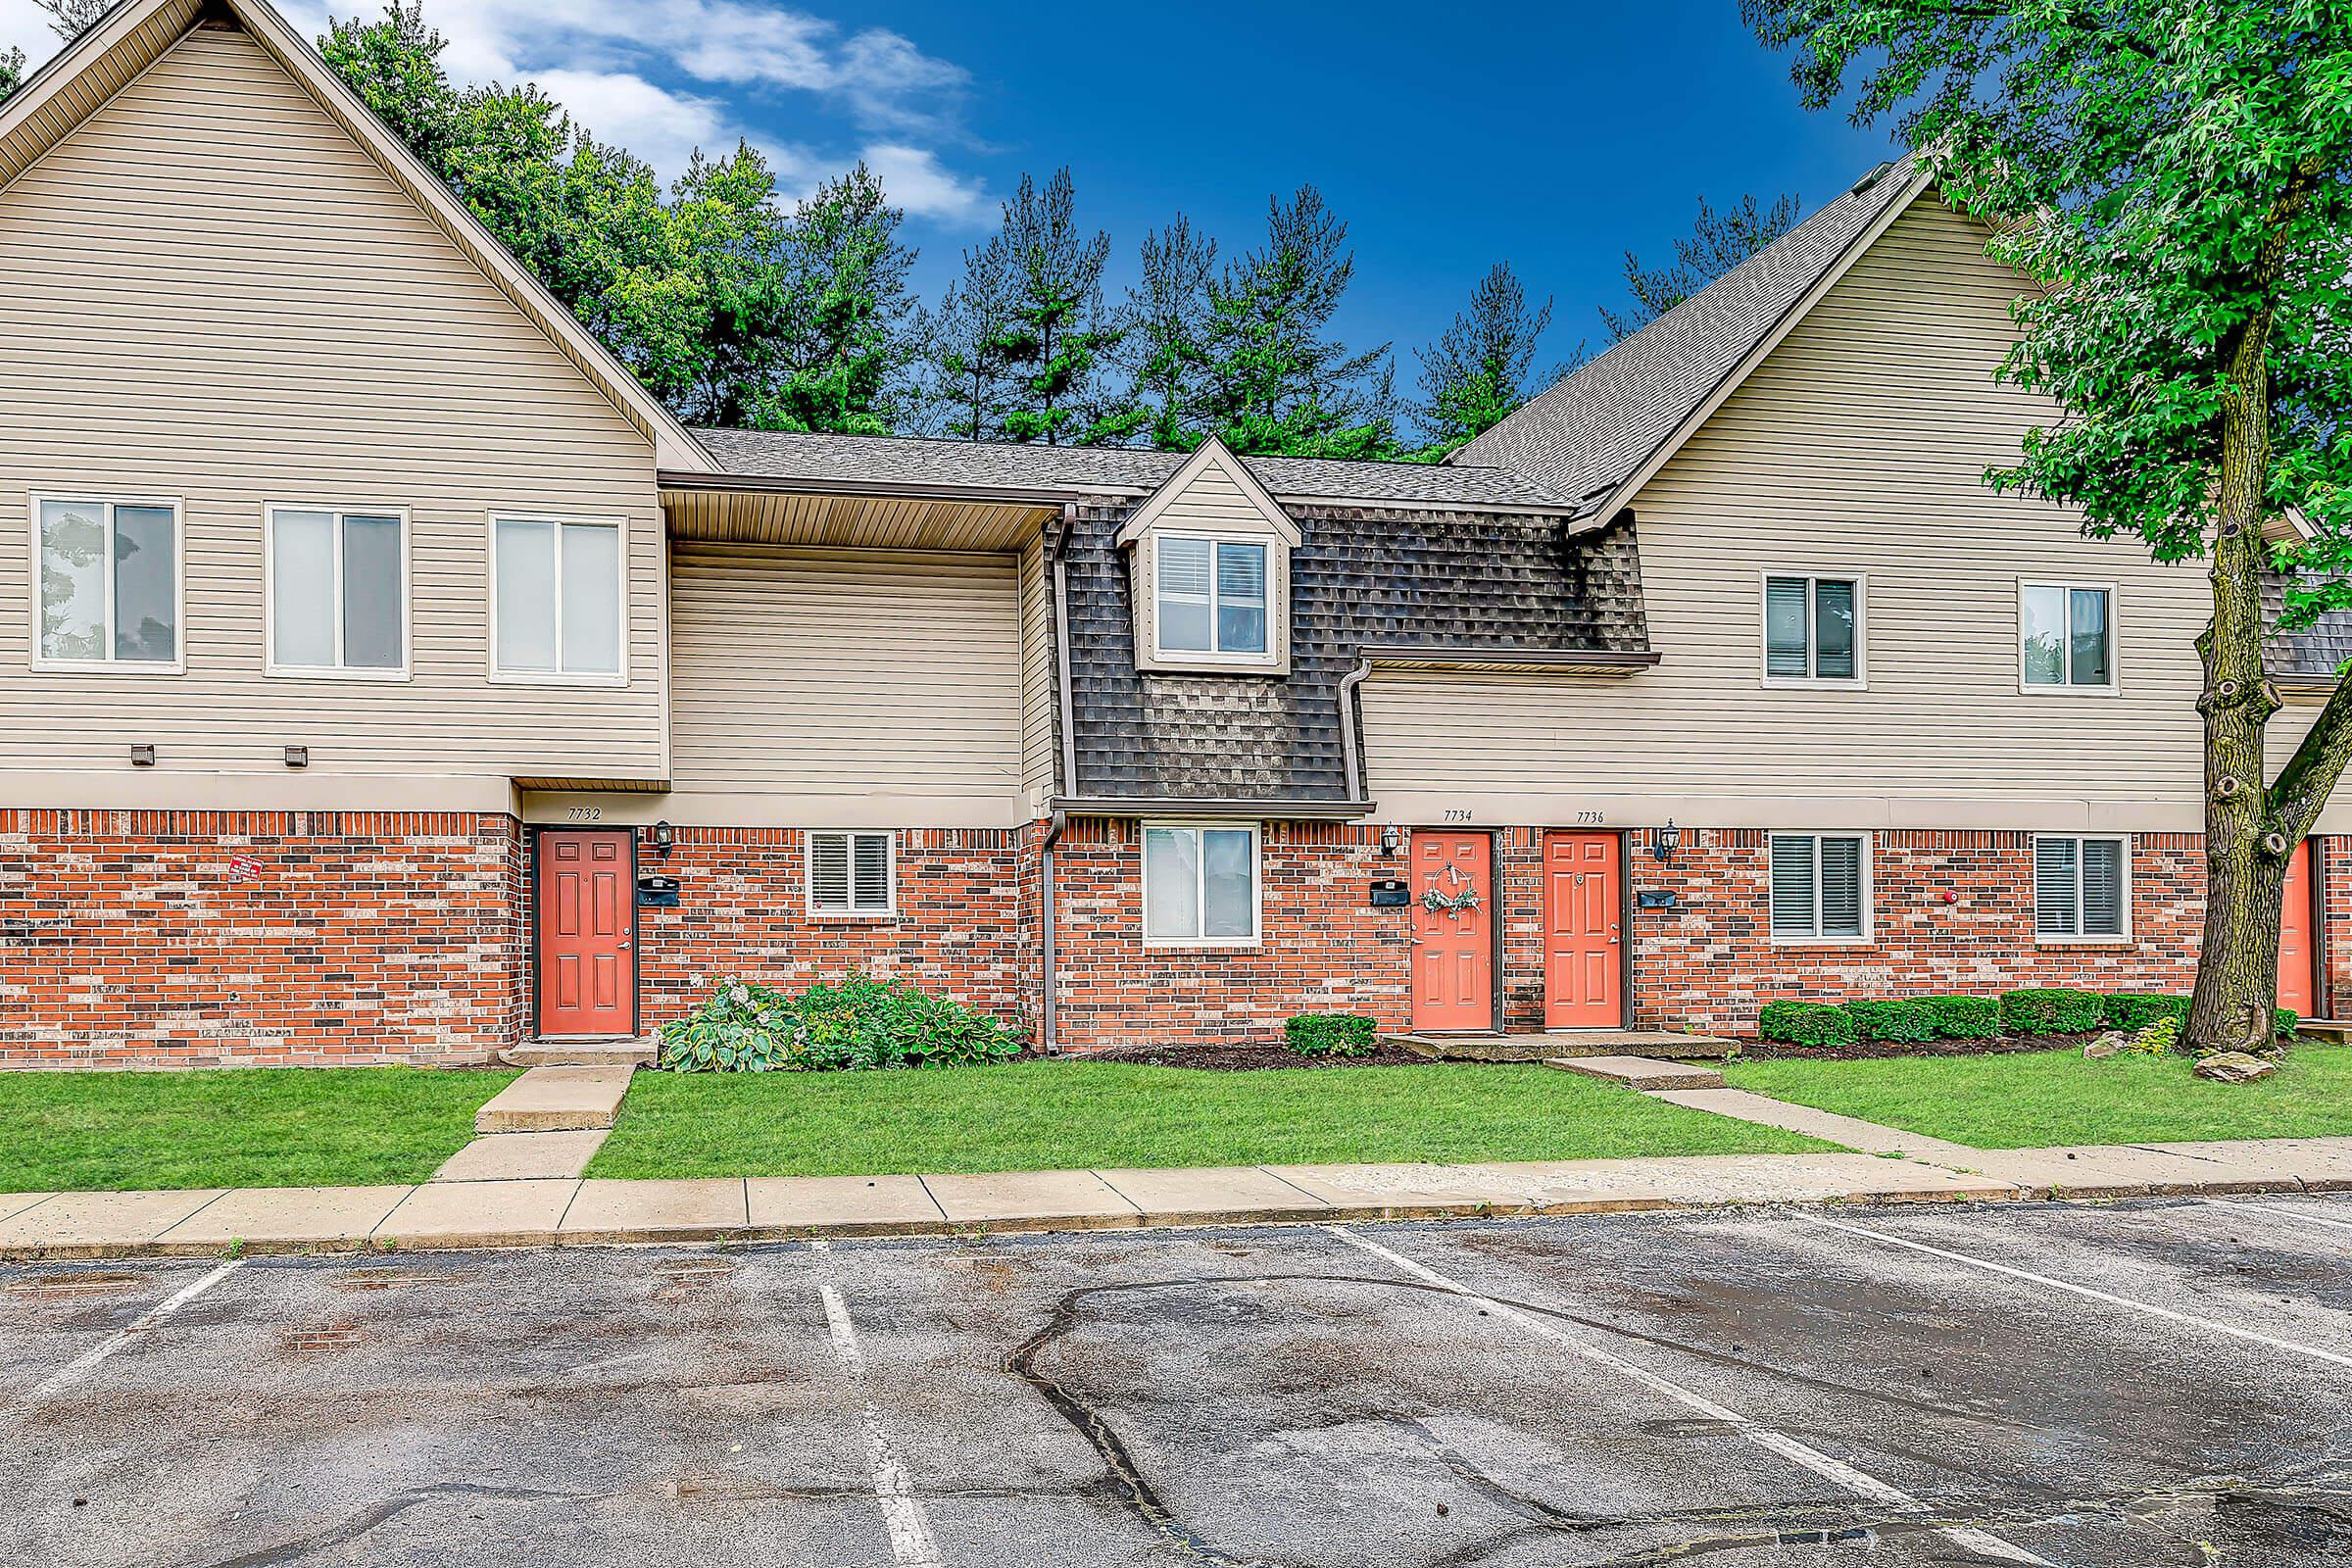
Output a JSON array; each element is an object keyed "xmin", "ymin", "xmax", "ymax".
[{"xmin": 153, "ymin": 0, "xmax": 983, "ymax": 215}]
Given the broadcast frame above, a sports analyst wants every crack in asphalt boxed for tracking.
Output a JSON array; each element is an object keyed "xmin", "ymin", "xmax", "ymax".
[
  {"xmin": 1004, "ymin": 1269, "xmax": 2352, "ymax": 1567},
  {"xmin": 185, "ymin": 1482, "xmax": 608, "ymax": 1568}
]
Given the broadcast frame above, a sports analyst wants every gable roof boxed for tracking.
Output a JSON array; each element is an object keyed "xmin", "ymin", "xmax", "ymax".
[
  {"xmin": 1113, "ymin": 437, "xmax": 1304, "ymax": 547},
  {"xmin": 1453, "ymin": 156, "xmax": 1936, "ymax": 524},
  {"xmin": 687, "ymin": 429, "xmax": 1571, "ymax": 513},
  {"xmin": 0, "ymin": 0, "xmax": 715, "ymax": 472}
]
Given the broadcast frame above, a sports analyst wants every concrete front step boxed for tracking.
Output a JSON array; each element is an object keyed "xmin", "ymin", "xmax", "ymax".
[
  {"xmin": 1546, "ymin": 1055, "xmax": 1728, "ymax": 1091},
  {"xmin": 1387, "ymin": 1029, "xmax": 1738, "ymax": 1062},
  {"xmin": 500, "ymin": 1039, "xmax": 657, "ymax": 1068},
  {"xmin": 475, "ymin": 1064, "xmax": 635, "ymax": 1134}
]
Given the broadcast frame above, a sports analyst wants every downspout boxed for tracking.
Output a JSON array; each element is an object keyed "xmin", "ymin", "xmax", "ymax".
[
  {"xmin": 1338, "ymin": 657, "xmax": 1374, "ymax": 804},
  {"xmin": 1041, "ymin": 505, "xmax": 1082, "ymax": 1056}
]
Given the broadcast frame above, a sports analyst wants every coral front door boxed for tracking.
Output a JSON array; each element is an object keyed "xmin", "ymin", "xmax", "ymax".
[
  {"xmin": 2279, "ymin": 838, "xmax": 2317, "ymax": 1018},
  {"xmin": 536, "ymin": 829, "xmax": 637, "ymax": 1036},
  {"xmin": 1544, "ymin": 832, "xmax": 1623, "ymax": 1027},
  {"xmin": 1411, "ymin": 831, "xmax": 1494, "ymax": 1032}
]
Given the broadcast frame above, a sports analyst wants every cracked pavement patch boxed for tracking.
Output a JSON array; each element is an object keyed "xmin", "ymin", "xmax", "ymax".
[{"xmin": 5, "ymin": 1197, "xmax": 2352, "ymax": 1564}]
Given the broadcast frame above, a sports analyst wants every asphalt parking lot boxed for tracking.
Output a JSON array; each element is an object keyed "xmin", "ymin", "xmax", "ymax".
[{"xmin": 6, "ymin": 1198, "xmax": 2352, "ymax": 1567}]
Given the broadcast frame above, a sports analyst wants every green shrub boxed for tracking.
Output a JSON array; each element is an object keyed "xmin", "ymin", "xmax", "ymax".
[
  {"xmin": 1757, "ymin": 1001, "xmax": 1858, "ymax": 1048},
  {"xmin": 2277, "ymin": 1005, "xmax": 2302, "ymax": 1041},
  {"xmin": 1846, "ymin": 999, "xmax": 1937, "ymax": 1044},
  {"xmin": 1999, "ymin": 988, "xmax": 2106, "ymax": 1035},
  {"xmin": 2103, "ymin": 992, "xmax": 2190, "ymax": 1032},
  {"xmin": 1284, "ymin": 1013, "xmax": 1378, "ymax": 1058},
  {"xmin": 657, "ymin": 977, "xmax": 1022, "ymax": 1072},
  {"xmin": 1917, "ymin": 995, "xmax": 2001, "ymax": 1040},
  {"xmin": 2124, "ymin": 1014, "xmax": 2179, "ymax": 1055}
]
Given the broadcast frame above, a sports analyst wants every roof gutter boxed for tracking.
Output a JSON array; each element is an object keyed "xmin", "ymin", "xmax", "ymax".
[
  {"xmin": 657, "ymin": 469, "xmax": 1123, "ymax": 506},
  {"xmin": 1050, "ymin": 796, "xmax": 1377, "ymax": 820}
]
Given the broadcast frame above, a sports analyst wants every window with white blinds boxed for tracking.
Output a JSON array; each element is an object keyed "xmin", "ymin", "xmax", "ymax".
[
  {"xmin": 1763, "ymin": 573, "xmax": 1861, "ymax": 681},
  {"xmin": 1154, "ymin": 534, "xmax": 1268, "ymax": 657},
  {"xmin": 1769, "ymin": 833, "xmax": 1870, "ymax": 941},
  {"xmin": 2034, "ymin": 835, "xmax": 2128, "ymax": 938},
  {"xmin": 808, "ymin": 830, "xmax": 895, "ymax": 916}
]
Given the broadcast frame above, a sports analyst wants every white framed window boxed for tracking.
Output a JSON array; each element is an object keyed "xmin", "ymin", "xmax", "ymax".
[
  {"xmin": 1153, "ymin": 534, "xmax": 1269, "ymax": 661},
  {"xmin": 1142, "ymin": 822, "xmax": 1260, "ymax": 945},
  {"xmin": 2020, "ymin": 580, "xmax": 2116, "ymax": 692},
  {"xmin": 1762, "ymin": 571, "xmax": 1864, "ymax": 684},
  {"xmin": 491, "ymin": 514, "xmax": 626, "ymax": 683},
  {"xmin": 30, "ymin": 493, "xmax": 183, "ymax": 671},
  {"xmin": 267, "ymin": 505, "xmax": 410, "ymax": 678},
  {"xmin": 1769, "ymin": 832, "xmax": 1871, "ymax": 943},
  {"xmin": 808, "ymin": 830, "xmax": 895, "ymax": 917},
  {"xmin": 2034, "ymin": 834, "xmax": 2130, "ymax": 941}
]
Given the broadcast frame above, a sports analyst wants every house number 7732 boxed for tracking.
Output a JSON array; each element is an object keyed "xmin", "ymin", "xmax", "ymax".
[{"xmin": 566, "ymin": 807, "xmax": 604, "ymax": 821}]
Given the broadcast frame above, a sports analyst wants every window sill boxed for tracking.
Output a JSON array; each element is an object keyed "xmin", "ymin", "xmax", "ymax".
[
  {"xmin": 1143, "ymin": 938, "xmax": 1263, "ymax": 952},
  {"xmin": 807, "ymin": 910, "xmax": 898, "ymax": 923},
  {"xmin": 2034, "ymin": 935, "xmax": 2134, "ymax": 947},
  {"xmin": 1768, "ymin": 936, "xmax": 1875, "ymax": 948},
  {"xmin": 1761, "ymin": 677, "xmax": 1868, "ymax": 691},
  {"xmin": 2016, "ymin": 683, "xmax": 2121, "ymax": 697},
  {"xmin": 31, "ymin": 659, "xmax": 185, "ymax": 676},
  {"xmin": 267, "ymin": 664, "xmax": 415, "ymax": 684},
  {"xmin": 489, "ymin": 670, "xmax": 629, "ymax": 689}
]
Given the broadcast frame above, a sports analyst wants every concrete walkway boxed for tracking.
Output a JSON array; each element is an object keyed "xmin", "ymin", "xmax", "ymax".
[{"xmin": 6, "ymin": 1131, "xmax": 2352, "ymax": 1258}]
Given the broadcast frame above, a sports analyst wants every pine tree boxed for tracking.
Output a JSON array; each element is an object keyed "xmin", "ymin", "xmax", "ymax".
[
  {"xmin": 1413, "ymin": 262, "xmax": 1558, "ymax": 452},
  {"xmin": 1600, "ymin": 193, "xmax": 1800, "ymax": 339},
  {"xmin": 755, "ymin": 163, "xmax": 918, "ymax": 435},
  {"xmin": 986, "ymin": 170, "xmax": 1133, "ymax": 446},
  {"xmin": 1120, "ymin": 216, "xmax": 1219, "ymax": 451},
  {"xmin": 915, "ymin": 233, "xmax": 1017, "ymax": 439}
]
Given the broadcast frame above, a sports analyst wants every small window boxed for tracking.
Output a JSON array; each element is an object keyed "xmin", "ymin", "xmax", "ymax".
[
  {"xmin": 2021, "ymin": 582, "xmax": 2114, "ymax": 690},
  {"xmin": 1143, "ymin": 823, "xmax": 1260, "ymax": 944},
  {"xmin": 1763, "ymin": 573, "xmax": 1861, "ymax": 682},
  {"xmin": 269, "ymin": 507, "xmax": 407, "ymax": 675},
  {"xmin": 494, "ymin": 515, "xmax": 624, "ymax": 680},
  {"xmin": 2035, "ymin": 835, "xmax": 2129, "ymax": 939},
  {"xmin": 1155, "ymin": 535, "xmax": 1267, "ymax": 658},
  {"xmin": 33, "ymin": 495, "xmax": 180, "ymax": 668},
  {"xmin": 808, "ymin": 831, "xmax": 894, "ymax": 916},
  {"xmin": 1769, "ymin": 832, "xmax": 1870, "ymax": 941}
]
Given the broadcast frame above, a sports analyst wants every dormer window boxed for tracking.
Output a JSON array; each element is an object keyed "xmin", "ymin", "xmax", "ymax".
[
  {"xmin": 1118, "ymin": 437, "xmax": 1298, "ymax": 675},
  {"xmin": 1156, "ymin": 535, "xmax": 1267, "ymax": 658}
]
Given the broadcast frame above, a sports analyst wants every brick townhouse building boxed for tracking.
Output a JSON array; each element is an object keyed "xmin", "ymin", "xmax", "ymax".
[{"xmin": 2, "ymin": 0, "xmax": 2343, "ymax": 1066}]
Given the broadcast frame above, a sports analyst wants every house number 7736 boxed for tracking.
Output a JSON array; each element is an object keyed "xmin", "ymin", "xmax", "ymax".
[{"xmin": 1575, "ymin": 809, "xmax": 1605, "ymax": 824}]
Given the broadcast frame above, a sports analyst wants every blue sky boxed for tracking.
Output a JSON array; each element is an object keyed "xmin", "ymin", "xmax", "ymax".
[{"xmin": 3, "ymin": 0, "xmax": 1906, "ymax": 381}]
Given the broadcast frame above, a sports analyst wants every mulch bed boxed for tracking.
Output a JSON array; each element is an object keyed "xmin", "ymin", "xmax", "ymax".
[
  {"xmin": 1071, "ymin": 1042, "xmax": 1438, "ymax": 1071},
  {"xmin": 1737, "ymin": 1033, "xmax": 2096, "ymax": 1061}
]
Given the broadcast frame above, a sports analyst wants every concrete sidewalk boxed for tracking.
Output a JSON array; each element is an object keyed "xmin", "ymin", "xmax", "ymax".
[{"xmin": 6, "ymin": 1132, "xmax": 2352, "ymax": 1258}]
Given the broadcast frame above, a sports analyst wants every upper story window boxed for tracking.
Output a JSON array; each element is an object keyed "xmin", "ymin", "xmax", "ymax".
[
  {"xmin": 808, "ymin": 830, "xmax": 895, "ymax": 917},
  {"xmin": 33, "ymin": 495, "xmax": 181, "ymax": 670},
  {"xmin": 2034, "ymin": 834, "xmax": 2129, "ymax": 941},
  {"xmin": 1156, "ymin": 535, "xmax": 1267, "ymax": 658},
  {"xmin": 2020, "ymin": 581, "xmax": 2114, "ymax": 692},
  {"xmin": 1143, "ymin": 823, "xmax": 1260, "ymax": 945},
  {"xmin": 1769, "ymin": 831, "xmax": 1870, "ymax": 943},
  {"xmin": 1763, "ymin": 573, "xmax": 1862, "ymax": 683},
  {"xmin": 493, "ymin": 514, "xmax": 624, "ymax": 683},
  {"xmin": 269, "ymin": 506, "xmax": 407, "ymax": 677}
]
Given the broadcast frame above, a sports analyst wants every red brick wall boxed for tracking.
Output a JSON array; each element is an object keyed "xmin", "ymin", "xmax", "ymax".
[
  {"xmin": 1629, "ymin": 828, "xmax": 2207, "ymax": 1035},
  {"xmin": 632, "ymin": 826, "xmax": 1031, "ymax": 1035},
  {"xmin": 0, "ymin": 809, "xmax": 524, "ymax": 1068},
  {"xmin": 1045, "ymin": 818, "xmax": 1409, "ymax": 1052}
]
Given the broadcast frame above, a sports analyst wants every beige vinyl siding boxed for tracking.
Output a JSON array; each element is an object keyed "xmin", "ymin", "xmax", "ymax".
[
  {"xmin": 1019, "ymin": 529, "xmax": 1058, "ymax": 806},
  {"xmin": 0, "ymin": 25, "xmax": 665, "ymax": 785},
  {"xmin": 1367, "ymin": 192, "xmax": 2255, "ymax": 831},
  {"xmin": 668, "ymin": 544, "xmax": 1023, "ymax": 816}
]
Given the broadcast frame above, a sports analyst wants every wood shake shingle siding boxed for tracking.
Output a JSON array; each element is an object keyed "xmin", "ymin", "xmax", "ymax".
[
  {"xmin": 1368, "ymin": 193, "xmax": 2259, "ymax": 831},
  {"xmin": 668, "ymin": 544, "xmax": 1024, "ymax": 821},
  {"xmin": 0, "ymin": 25, "xmax": 665, "ymax": 786}
]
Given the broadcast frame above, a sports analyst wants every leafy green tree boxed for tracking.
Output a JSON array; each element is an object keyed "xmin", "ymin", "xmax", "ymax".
[
  {"xmin": 617, "ymin": 143, "xmax": 797, "ymax": 425},
  {"xmin": 1600, "ymin": 193, "xmax": 1799, "ymax": 339},
  {"xmin": 754, "ymin": 163, "xmax": 918, "ymax": 435},
  {"xmin": 984, "ymin": 170, "xmax": 1133, "ymax": 445},
  {"xmin": 1, "ymin": 48, "xmax": 24, "ymax": 106},
  {"xmin": 1197, "ymin": 186, "xmax": 1399, "ymax": 458},
  {"xmin": 319, "ymin": 1, "xmax": 459, "ymax": 168},
  {"xmin": 1119, "ymin": 216, "xmax": 1219, "ymax": 451},
  {"xmin": 1414, "ymin": 262, "xmax": 1558, "ymax": 452},
  {"xmin": 1744, "ymin": 0, "xmax": 2352, "ymax": 1053}
]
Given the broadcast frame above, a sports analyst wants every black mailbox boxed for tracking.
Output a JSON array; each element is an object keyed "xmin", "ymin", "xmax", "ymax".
[
  {"xmin": 636, "ymin": 874, "xmax": 681, "ymax": 908},
  {"xmin": 1636, "ymin": 889, "xmax": 1679, "ymax": 910},
  {"xmin": 1369, "ymin": 879, "xmax": 1409, "ymax": 908}
]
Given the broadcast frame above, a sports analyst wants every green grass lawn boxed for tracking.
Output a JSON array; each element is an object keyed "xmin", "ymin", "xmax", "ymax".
[
  {"xmin": 586, "ymin": 1061, "xmax": 1832, "ymax": 1179},
  {"xmin": 1726, "ymin": 1046, "xmax": 2352, "ymax": 1150},
  {"xmin": 0, "ymin": 1067, "xmax": 519, "ymax": 1192}
]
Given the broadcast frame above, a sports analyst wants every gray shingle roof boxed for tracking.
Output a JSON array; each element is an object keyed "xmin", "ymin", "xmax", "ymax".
[
  {"xmin": 1451, "ymin": 157, "xmax": 1930, "ymax": 514},
  {"xmin": 687, "ymin": 428, "xmax": 1568, "ymax": 510}
]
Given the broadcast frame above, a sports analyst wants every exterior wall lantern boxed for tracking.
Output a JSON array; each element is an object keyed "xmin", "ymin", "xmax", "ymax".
[
  {"xmin": 1378, "ymin": 824, "xmax": 1401, "ymax": 858},
  {"xmin": 649, "ymin": 819, "xmax": 676, "ymax": 858},
  {"xmin": 1652, "ymin": 820, "xmax": 1680, "ymax": 863}
]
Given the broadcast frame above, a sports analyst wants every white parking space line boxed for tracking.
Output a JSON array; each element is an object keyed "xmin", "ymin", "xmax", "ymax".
[
  {"xmin": 1330, "ymin": 1226, "xmax": 2047, "ymax": 1566},
  {"xmin": 2210, "ymin": 1198, "xmax": 2352, "ymax": 1236},
  {"xmin": 1798, "ymin": 1213, "xmax": 2352, "ymax": 1371},
  {"xmin": 26, "ymin": 1259, "xmax": 243, "ymax": 1403},
  {"xmin": 812, "ymin": 1246, "xmax": 946, "ymax": 1568}
]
